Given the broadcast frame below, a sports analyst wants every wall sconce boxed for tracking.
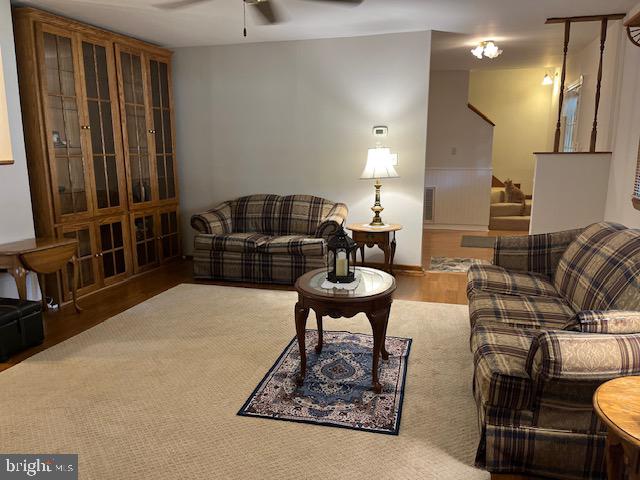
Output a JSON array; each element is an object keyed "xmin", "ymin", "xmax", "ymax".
[{"xmin": 0, "ymin": 47, "xmax": 13, "ymax": 165}]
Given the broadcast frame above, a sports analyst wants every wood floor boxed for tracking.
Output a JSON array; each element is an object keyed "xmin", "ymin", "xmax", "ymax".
[{"xmin": 1, "ymin": 228, "xmax": 526, "ymax": 373}]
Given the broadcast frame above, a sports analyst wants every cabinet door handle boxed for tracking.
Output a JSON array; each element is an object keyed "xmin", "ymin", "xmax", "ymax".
[
  {"xmin": 148, "ymin": 129, "xmax": 156, "ymax": 134},
  {"xmin": 81, "ymin": 125, "xmax": 91, "ymax": 130}
]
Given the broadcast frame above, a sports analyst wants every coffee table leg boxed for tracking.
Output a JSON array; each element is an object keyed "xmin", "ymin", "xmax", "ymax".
[
  {"xmin": 367, "ymin": 309, "xmax": 386, "ymax": 394},
  {"xmin": 295, "ymin": 302, "xmax": 309, "ymax": 386},
  {"xmin": 315, "ymin": 311, "xmax": 323, "ymax": 354}
]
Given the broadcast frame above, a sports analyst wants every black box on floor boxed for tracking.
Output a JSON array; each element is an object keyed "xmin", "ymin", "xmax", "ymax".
[{"xmin": 0, "ymin": 298, "xmax": 43, "ymax": 362}]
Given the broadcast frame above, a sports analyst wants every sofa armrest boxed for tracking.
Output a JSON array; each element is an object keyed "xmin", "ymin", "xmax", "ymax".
[
  {"xmin": 190, "ymin": 202, "xmax": 233, "ymax": 235},
  {"xmin": 315, "ymin": 203, "xmax": 348, "ymax": 239},
  {"xmin": 493, "ymin": 227, "xmax": 584, "ymax": 277},
  {"xmin": 527, "ymin": 330, "xmax": 640, "ymax": 383},
  {"xmin": 563, "ymin": 310, "xmax": 640, "ymax": 334}
]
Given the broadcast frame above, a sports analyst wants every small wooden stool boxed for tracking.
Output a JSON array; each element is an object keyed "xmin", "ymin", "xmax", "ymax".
[{"xmin": 594, "ymin": 376, "xmax": 640, "ymax": 479}]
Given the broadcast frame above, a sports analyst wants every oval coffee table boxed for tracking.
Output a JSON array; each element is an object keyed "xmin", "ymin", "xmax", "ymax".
[{"xmin": 293, "ymin": 266, "xmax": 396, "ymax": 393}]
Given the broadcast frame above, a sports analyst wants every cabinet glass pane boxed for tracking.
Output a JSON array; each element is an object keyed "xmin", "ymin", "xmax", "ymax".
[
  {"xmin": 121, "ymin": 51, "xmax": 152, "ymax": 204},
  {"xmin": 150, "ymin": 59, "xmax": 176, "ymax": 201},
  {"xmin": 44, "ymin": 33, "xmax": 88, "ymax": 216},
  {"xmin": 99, "ymin": 221, "xmax": 127, "ymax": 279},
  {"xmin": 133, "ymin": 215, "xmax": 156, "ymax": 268},
  {"xmin": 159, "ymin": 210, "xmax": 179, "ymax": 259},
  {"xmin": 83, "ymin": 41, "xmax": 121, "ymax": 210},
  {"xmin": 63, "ymin": 228, "xmax": 95, "ymax": 290}
]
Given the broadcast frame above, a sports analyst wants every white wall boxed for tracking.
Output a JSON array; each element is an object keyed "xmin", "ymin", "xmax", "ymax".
[
  {"xmin": 0, "ymin": 1, "xmax": 37, "ymax": 298},
  {"xmin": 604, "ymin": 15, "xmax": 640, "ymax": 229},
  {"xmin": 425, "ymin": 70, "xmax": 493, "ymax": 229},
  {"xmin": 173, "ymin": 31, "xmax": 431, "ymax": 266},
  {"xmin": 565, "ymin": 22, "xmax": 622, "ymax": 152},
  {"xmin": 469, "ymin": 67, "xmax": 557, "ymax": 195},
  {"xmin": 530, "ymin": 152, "xmax": 610, "ymax": 234}
]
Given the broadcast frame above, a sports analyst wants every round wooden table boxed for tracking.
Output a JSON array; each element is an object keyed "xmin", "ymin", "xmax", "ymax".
[
  {"xmin": 293, "ymin": 267, "xmax": 396, "ymax": 393},
  {"xmin": 594, "ymin": 376, "xmax": 640, "ymax": 479}
]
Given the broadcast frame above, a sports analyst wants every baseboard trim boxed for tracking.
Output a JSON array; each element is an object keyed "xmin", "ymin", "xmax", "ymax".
[
  {"xmin": 424, "ymin": 224, "xmax": 489, "ymax": 232},
  {"xmin": 358, "ymin": 262, "xmax": 425, "ymax": 276}
]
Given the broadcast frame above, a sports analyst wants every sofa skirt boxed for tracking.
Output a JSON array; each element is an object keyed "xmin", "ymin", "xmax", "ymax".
[
  {"xmin": 193, "ymin": 249, "xmax": 326, "ymax": 284},
  {"xmin": 477, "ymin": 423, "xmax": 606, "ymax": 480}
]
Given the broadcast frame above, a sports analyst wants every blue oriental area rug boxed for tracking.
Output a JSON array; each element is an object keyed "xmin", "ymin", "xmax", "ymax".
[{"xmin": 238, "ymin": 330, "xmax": 412, "ymax": 435}]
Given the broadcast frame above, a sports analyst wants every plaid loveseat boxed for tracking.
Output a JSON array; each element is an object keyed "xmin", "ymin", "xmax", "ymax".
[
  {"xmin": 191, "ymin": 194, "xmax": 348, "ymax": 284},
  {"xmin": 468, "ymin": 222, "xmax": 640, "ymax": 479}
]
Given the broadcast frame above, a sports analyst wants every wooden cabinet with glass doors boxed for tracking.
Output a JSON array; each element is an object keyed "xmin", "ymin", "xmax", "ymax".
[{"xmin": 13, "ymin": 7, "xmax": 180, "ymax": 306}]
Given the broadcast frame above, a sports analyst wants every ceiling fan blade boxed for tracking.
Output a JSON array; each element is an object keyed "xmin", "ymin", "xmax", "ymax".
[
  {"xmin": 251, "ymin": 0, "xmax": 282, "ymax": 24},
  {"xmin": 153, "ymin": 0, "xmax": 212, "ymax": 10}
]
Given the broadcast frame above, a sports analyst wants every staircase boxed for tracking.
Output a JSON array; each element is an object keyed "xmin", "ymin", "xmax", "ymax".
[{"xmin": 489, "ymin": 177, "xmax": 531, "ymax": 231}]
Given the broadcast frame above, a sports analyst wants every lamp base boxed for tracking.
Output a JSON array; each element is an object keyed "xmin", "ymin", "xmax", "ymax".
[{"xmin": 370, "ymin": 179, "xmax": 385, "ymax": 226}]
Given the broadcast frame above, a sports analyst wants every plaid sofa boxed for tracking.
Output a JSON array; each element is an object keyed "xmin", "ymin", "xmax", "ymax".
[
  {"xmin": 191, "ymin": 194, "xmax": 348, "ymax": 284},
  {"xmin": 468, "ymin": 222, "xmax": 640, "ymax": 479}
]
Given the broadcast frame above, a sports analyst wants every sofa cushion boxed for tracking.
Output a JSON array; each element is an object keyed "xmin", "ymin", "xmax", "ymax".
[
  {"xmin": 472, "ymin": 325, "xmax": 535, "ymax": 411},
  {"xmin": 493, "ymin": 228, "xmax": 584, "ymax": 277},
  {"xmin": 468, "ymin": 264, "xmax": 560, "ymax": 299},
  {"xmin": 554, "ymin": 222, "xmax": 640, "ymax": 312},
  {"xmin": 194, "ymin": 233, "xmax": 271, "ymax": 253},
  {"xmin": 563, "ymin": 310, "xmax": 640, "ymax": 334},
  {"xmin": 469, "ymin": 292, "xmax": 574, "ymax": 330},
  {"xmin": 278, "ymin": 195, "xmax": 336, "ymax": 236},
  {"xmin": 232, "ymin": 194, "xmax": 283, "ymax": 235},
  {"xmin": 260, "ymin": 235, "xmax": 326, "ymax": 256}
]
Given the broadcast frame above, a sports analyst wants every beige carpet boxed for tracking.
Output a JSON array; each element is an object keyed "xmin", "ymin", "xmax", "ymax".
[{"xmin": 0, "ymin": 284, "xmax": 488, "ymax": 479}]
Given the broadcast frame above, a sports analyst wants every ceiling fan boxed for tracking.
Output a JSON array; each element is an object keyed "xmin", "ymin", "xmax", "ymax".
[{"xmin": 153, "ymin": 0, "xmax": 364, "ymax": 30}]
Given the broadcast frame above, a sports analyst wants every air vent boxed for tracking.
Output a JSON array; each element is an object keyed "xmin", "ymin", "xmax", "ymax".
[{"xmin": 424, "ymin": 186, "xmax": 435, "ymax": 222}]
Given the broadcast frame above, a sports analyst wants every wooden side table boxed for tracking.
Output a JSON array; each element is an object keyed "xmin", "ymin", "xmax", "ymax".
[
  {"xmin": 0, "ymin": 237, "xmax": 82, "ymax": 313},
  {"xmin": 594, "ymin": 376, "xmax": 640, "ymax": 479},
  {"xmin": 346, "ymin": 223, "xmax": 402, "ymax": 274},
  {"xmin": 294, "ymin": 267, "xmax": 396, "ymax": 393}
]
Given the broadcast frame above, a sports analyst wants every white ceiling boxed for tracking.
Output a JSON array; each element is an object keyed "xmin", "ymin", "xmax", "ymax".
[
  {"xmin": 431, "ymin": 20, "xmax": 623, "ymax": 71},
  {"xmin": 12, "ymin": 0, "xmax": 640, "ymax": 70}
]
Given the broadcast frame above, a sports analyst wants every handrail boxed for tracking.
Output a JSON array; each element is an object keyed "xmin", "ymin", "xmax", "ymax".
[
  {"xmin": 625, "ymin": 10, "xmax": 640, "ymax": 27},
  {"xmin": 467, "ymin": 103, "xmax": 495, "ymax": 126}
]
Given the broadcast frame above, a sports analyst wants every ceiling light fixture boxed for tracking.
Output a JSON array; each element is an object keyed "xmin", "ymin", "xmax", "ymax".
[{"xmin": 471, "ymin": 41, "xmax": 503, "ymax": 60}]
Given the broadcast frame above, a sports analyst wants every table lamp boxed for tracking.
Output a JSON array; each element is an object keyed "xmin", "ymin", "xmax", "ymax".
[{"xmin": 360, "ymin": 147, "xmax": 399, "ymax": 226}]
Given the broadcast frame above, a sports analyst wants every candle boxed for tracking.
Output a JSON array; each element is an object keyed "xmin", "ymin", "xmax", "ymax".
[{"xmin": 336, "ymin": 251, "xmax": 348, "ymax": 277}]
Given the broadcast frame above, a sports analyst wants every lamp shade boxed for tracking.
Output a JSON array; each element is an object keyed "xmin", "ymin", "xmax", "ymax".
[{"xmin": 360, "ymin": 147, "xmax": 399, "ymax": 179}]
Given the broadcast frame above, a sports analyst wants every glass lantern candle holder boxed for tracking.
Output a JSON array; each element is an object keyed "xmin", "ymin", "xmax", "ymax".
[{"xmin": 326, "ymin": 225, "xmax": 357, "ymax": 283}]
